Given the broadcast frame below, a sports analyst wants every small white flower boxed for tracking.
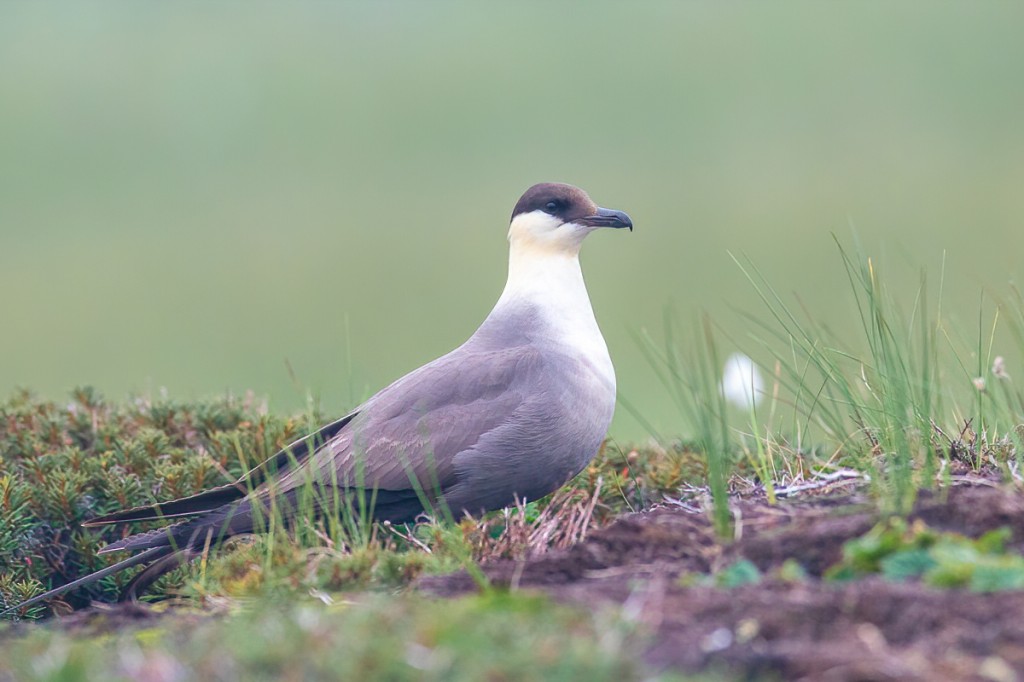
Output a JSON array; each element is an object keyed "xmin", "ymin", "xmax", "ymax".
[
  {"xmin": 973, "ymin": 377, "xmax": 987, "ymax": 392},
  {"xmin": 993, "ymin": 356, "xmax": 1010, "ymax": 380},
  {"xmin": 721, "ymin": 353, "xmax": 764, "ymax": 410}
]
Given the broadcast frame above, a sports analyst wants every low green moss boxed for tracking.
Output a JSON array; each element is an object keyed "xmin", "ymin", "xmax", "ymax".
[
  {"xmin": 0, "ymin": 591, "xmax": 698, "ymax": 682},
  {"xmin": 0, "ymin": 387, "xmax": 316, "ymax": 613},
  {"xmin": 826, "ymin": 517, "xmax": 1024, "ymax": 591}
]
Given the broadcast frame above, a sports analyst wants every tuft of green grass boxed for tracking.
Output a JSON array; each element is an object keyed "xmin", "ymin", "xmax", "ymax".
[
  {"xmin": 632, "ymin": 312, "xmax": 735, "ymax": 537},
  {"xmin": 633, "ymin": 237, "xmax": 1024, "ymax": 527},
  {"xmin": 740, "ymin": 239, "xmax": 1024, "ymax": 508},
  {"xmin": 729, "ymin": 239, "xmax": 947, "ymax": 513}
]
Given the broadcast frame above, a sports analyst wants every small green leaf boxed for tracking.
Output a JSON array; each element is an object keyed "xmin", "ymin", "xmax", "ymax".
[
  {"xmin": 879, "ymin": 549, "xmax": 935, "ymax": 581},
  {"xmin": 716, "ymin": 560, "xmax": 761, "ymax": 588},
  {"xmin": 841, "ymin": 518, "xmax": 909, "ymax": 572},
  {"xmin": 777, "ymin": 559, "xmax": 808, "ymax": 583},
  {"xmin": 824, "ymin": 564, "xmax": 858, "ymax": 582},
  {"xmin": 975, "ymin": 527, "xmax": 1011, "ymax": 555},
  {"xmin": 967, "ymin": 558, "xmax": 1024, "ymax": 592}
]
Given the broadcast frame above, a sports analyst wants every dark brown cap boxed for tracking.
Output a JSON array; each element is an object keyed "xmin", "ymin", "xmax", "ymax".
[
  {"xmin": 510, "ymin": 183, "xmax": 599, "ymax": 224},
  {"xmin": 510, "ymin": 183, "xmax": 632, "ymax": 230}
]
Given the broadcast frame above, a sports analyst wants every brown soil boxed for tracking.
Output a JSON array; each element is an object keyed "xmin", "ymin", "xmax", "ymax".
[{"xmin": 423, "ymin": 483, "xmax": 1024, "ymax": 681}]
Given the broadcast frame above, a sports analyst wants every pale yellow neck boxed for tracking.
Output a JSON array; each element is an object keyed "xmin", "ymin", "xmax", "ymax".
[
  {"xmin": 499, "ymin": 245, "xmax": 586, "ymax": 310},
  {"xmin": 497, "ymin": 244, "xmax": 613, "ymax": 381}
]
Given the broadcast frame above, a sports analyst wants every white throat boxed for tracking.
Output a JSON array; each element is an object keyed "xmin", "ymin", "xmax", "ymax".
[{"xmin": 489, "ymin": 241, "xmax": 616, "ymax": 392}]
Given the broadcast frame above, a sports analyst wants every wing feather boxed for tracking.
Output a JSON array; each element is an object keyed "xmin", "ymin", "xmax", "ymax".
[{"xmin": 272, "ymin": 343, "xmax": 548, "ymax": 502}]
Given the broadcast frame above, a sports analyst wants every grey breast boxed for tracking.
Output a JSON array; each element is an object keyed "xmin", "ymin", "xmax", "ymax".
[{"xmin": 437, "ymin": 302, "xmax": 615, "ymax": 514}]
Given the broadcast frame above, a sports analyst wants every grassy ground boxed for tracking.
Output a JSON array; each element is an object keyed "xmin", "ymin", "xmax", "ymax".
[{"xmin": 3, "ymin": 243, "xmax": 1024, "ymax": 679}]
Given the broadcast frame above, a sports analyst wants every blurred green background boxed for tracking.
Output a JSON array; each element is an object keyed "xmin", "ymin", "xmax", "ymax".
[{"xmin": 2, "ymin": 3, "xmax": 1023, "ymax": 441}]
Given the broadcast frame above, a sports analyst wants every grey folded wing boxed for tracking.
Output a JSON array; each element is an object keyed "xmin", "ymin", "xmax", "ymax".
[{"xmin": 267, "ymin": 342, "xmax": 561, "ymax": 518}]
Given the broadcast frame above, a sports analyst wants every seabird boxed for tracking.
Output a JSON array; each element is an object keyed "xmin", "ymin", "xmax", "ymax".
[{"xmin": 3, "ymin": 182, "xmax": 632, "ymax": 615}]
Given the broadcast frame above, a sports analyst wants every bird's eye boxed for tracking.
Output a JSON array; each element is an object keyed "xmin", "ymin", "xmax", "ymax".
[{"xmin": 545, "ymin": 201, "xmax": 560, "ymax": 214}]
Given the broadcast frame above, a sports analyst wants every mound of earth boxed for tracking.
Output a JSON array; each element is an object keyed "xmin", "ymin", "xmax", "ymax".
[{"xmin": 423, "ymin": 484, "xmax": 1024, "ymax": 681}]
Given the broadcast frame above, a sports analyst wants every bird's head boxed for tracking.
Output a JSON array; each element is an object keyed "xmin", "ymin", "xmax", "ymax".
[{"xmin": 508, "ymin": 183, "xmax": 632, "ymax": 257}]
